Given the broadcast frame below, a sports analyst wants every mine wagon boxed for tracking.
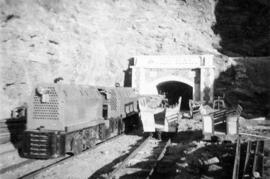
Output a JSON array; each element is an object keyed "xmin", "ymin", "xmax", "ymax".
[
  {"xmin": 138, "ymin": 95, "xmax": 180, "ymax": 137},
  {"xmin": 202, "ymin": 104, "xmax": 243, "ymax": 140}
]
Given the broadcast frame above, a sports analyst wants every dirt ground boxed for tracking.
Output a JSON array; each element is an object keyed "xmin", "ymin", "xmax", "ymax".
[
  {"xmin": 0, "ymin": 135, "xmax": 142, "ymax": 179},
  {"xmin": 1, "ymin": 116, "xmax": 270, "ymax": 178}
]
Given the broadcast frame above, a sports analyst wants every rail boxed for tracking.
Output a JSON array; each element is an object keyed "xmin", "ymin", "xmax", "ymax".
[
  {"xmin": 3, "ymin": 134, "xmax": 125, "ymax": 179},
  {"xmin": 108, "ymin": 136, "xmax": 152, "ymax": 179},
  {"xmin": 108, "ymin": 136, "xmax": 170, "ymax": 179},
  {"xmin": 146, "ymin": 139, "xmax": 171, "ymax": 179}
]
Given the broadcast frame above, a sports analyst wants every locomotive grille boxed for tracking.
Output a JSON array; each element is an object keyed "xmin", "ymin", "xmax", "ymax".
[
  {"xmin": 33, "ymin": 87, "xmax": 60, "ymax": 120},
  {"xmin": 28, "ymin": 132, "xmax": 50, "ymax": 157}
]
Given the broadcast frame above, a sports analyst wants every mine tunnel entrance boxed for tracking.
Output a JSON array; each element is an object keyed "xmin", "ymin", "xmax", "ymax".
[{"xmin": 156, "ymin": 81, "xmax": 193, "ymax": 110}]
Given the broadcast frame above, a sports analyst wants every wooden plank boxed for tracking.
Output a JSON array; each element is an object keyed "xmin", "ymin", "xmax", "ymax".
[
  {"xmin": 252, "ymin": 141, "xmax": 264, "ymax": 178},
  {"xmin": 108, "ymin": 136, "xmax": 152, "ymax": 179},
  {"xmin": 242, "ymin": 141, "xmax": 251, "ymax": 178},
  {"xmin": 147, "ymin": 139, "xmax": 171, "ymax": 179},
  {"xmin": 232, "ymin": 137, "xmax": 241, "ymax": 179}
]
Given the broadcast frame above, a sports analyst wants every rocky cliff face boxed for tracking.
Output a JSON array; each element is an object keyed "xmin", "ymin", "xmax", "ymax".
[
  {"xmin": 0, "ymin": 0, "xmax": 269, "ymax": 120},
  {"xmin": 0, "ymin": 0, "xmax": 219, "ymax": 119},
  {"xmin": 214, "ymin": 56, "xmax": 270, "ymax": 118}
]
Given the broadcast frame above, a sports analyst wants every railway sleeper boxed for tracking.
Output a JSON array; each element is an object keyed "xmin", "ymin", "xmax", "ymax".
[{"xmin": 233, "ymin": 140, "xmax": 264, "ymax": 179}]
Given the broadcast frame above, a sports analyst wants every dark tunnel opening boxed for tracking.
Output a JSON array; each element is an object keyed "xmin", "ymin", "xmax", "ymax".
[{"xmin": 156, "ymin": 81, "xmax": 193, "ymax": 110}]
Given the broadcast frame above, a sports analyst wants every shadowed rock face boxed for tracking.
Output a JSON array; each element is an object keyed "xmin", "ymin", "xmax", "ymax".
[
  {"xmin": 212, "ymin": 0, "xmax": 270, "ymax": 118},
  {"xmin": 214, "ymin": 57, "xmax": 270, "ymax": 118},
  {"xmin": 213, "ymin": 0, "xmax": 270, "ymax": 56}
]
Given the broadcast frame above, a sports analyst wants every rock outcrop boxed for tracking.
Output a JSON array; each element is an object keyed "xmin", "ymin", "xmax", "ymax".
[
  {"xmin": 213, "ymin": 0, "xmax": 270, "ymax": 56},
  {"xmin": 214, "ymin": 56, "xmax": 270, "ymax": 118},
  {"xmin": 0, "ymin": 0, "xmax": 219, "ymax": 119},
  {"xmin": 0, "ymin": 0, "xmax": 269, "ymax": 120}
]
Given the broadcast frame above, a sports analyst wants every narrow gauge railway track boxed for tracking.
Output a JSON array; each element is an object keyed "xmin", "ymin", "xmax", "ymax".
[
  {"xmin": 2, "ymin": 134, "xmax": 125, "ymax": 179},
  {"xmin": 232, "ymin": 138, "xmax": 264, "ymax": 179},
  {"xmin": 0, "ymin": 148, "xmax": 17, "ymax": 156},
  {"xmin": 108, "ymin": 136, "xmax": 171, "ymax": 179},
  {"xmin": 0, "ymin": 148, "xmax": 33, "ymax": 174},
  {"xmin": 0, "ymin": 159, "xmax": 36, "ymax": 174}
]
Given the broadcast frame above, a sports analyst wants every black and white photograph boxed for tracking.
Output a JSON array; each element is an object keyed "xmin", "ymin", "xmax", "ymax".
[{"xmin": 0, "ymin": 0, "xmax": 270, "ymax": 178}]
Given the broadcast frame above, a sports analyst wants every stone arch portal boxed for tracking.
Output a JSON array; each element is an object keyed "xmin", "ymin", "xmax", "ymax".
[{"xmin": 131, "ymin": 55, "xmax": 215, "ymax": 104}]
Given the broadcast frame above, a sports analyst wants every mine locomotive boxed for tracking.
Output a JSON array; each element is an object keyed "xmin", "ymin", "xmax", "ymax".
[{"xmin": 22, "ymin": 84, "xmax": 139, "ymax": 159}]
